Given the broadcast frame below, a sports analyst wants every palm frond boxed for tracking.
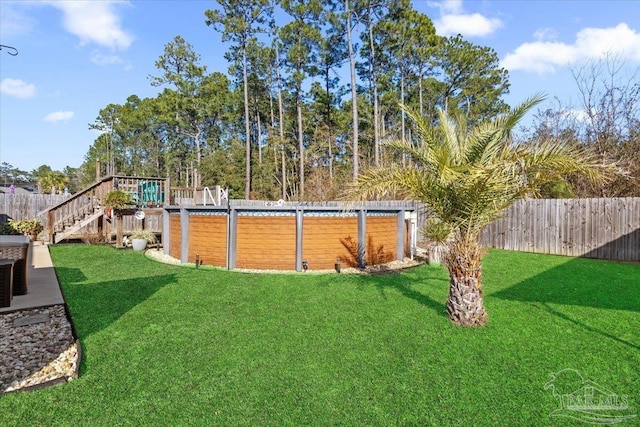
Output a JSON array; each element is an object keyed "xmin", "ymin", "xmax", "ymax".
[
  {"xmin": 466, "ymin": 94, "xmax": 545, "ymax": 166},
  {"xmin": 389, "ymin": 107, "xmax": 463, "ymax": 185},
  {"xmin": 513, "ymin": 139, "xmax": 617, "ymax": 188},
  {"xmin": 437, "ymin": 109, "xmax": 466, "ymax": 164},
  {"xmin": 343, "ymin": 165, "xmax": 435, "ymax": 203},
  {"xmin": 500, "ymin": 93, "xmax": 546, "ymax": 131},
  {"xmin": 349, "ymin": 94, "xmax": 620, "ymax": 248}
]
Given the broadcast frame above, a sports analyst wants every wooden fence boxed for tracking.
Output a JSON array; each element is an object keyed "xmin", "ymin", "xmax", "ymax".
[
  {"xmin": 479, "ymin": 197, "xmax": 640, "ymax": 261},
  {"xmin": 0, "ymin": 194, "xmax": 70, "ymax": 222}
]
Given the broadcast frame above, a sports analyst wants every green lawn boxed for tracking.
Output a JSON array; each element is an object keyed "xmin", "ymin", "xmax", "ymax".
[{"xmin": 1, "ymin": 245, "xmax": 638, "ymax": 426}]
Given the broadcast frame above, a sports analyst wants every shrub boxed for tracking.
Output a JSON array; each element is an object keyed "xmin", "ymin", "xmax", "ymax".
[
  {"xmin": 103, "ymin": 190, "xmax": 134, "ymax": 210},
  {"xmin": 6, "ymin": 219, "xmax": 44, "ymax": 239},
  {"xmin": 129, "ymin": 229, "xmax": 157, "ymax": 244},
  {"xmin": 82, "ymin": 233, "xmax": 108, "ymax": 245},
  {"xmin": 0, "ymin": 222, "xmax": 22, "ymax": 235}
]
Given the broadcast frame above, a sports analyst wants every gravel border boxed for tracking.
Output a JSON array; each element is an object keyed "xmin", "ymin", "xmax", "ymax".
[
  {"xmin": 144, "ymin": 248, "xmax": 425, "ymax": 274},
  {"xmin": 0, "ymin": 305, "xmax": 80, "ymax": 394}
]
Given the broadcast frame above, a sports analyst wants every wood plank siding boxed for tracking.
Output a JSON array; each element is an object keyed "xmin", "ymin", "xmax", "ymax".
[
  {"xmin": 188, "ymin": 215, "xmax": 227, "ymax": 266},
  {"xmin": 165, "ymin": 202, "xmax": 417, "ymax": 270},
  {"xmin": 168, "ymin": 214, "xmax": 181, "ymax": 260},
  {"xmin": 302, "ymin": 216, "xmax": 359, "ymax": 269},
  {"xmin": 236, "ymin": 215, "xmax": 296, "ymax": 270},
  {"xmin": 364, "ymin": 215, "xmax": 398, "ymax": 266}
]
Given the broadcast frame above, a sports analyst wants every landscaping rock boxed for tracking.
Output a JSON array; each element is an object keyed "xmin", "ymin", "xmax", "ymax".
[{"xmin": 0, "ymin": 305, "xmax": 79, "ymax": 393}]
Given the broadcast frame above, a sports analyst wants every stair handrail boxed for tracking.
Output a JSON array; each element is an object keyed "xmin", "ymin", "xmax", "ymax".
[
  {"xmin": 43, "ymin": 175, "xmax": 170, "ymax": 243},
  {"xmin": 44, "ymin": 176, "xmax": 116, "ymax": 243}
]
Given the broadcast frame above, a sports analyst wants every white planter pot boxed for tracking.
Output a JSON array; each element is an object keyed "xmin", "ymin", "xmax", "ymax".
[{"xmin": 131, "ymin": 238, "xmax": 147, "ymax": 251}]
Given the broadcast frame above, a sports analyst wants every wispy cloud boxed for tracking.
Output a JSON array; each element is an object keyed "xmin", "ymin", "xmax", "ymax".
[
  {"xmin": 90, "ymin": 51, "xmax": 124, "ymax": 66},
  {"xmin": 46, "ymin": 0, "xmax": 133, "ymax": 50},
  {"xmin": 502, "ymin": 23, "xmax": 640, "ymax": 74},
  {"xmin": 0, "ymin": 2, "xmax": 36, "ymax": 39},
  {"xmin": 0, "ymin": 78, "xmax": 37, "ymax": 99},
  {"xmin": 44, "ymin": 111, "xmax": 74, "ymax": 122},
  {"xmin": 429, "ymin": 0, "xmax": 502, "ymax": 37}
]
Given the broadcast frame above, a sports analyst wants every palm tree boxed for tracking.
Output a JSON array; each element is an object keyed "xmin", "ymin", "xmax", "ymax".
[
  {"xmin": 37, "ymin": 171, "xmax": 69, "ymax": 194},
  {"xmin": 346, "ymin": 95, "xmax": 615, "ymax": 327}
]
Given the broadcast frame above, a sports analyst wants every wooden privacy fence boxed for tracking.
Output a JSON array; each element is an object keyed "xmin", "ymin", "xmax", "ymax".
[
  {"xmin": 479, "ymin": 197, "xmax": 640, "ymax": 261},
  {"xmin": 0, "ymin": 194, "xmax": 70, "ymax": 222}
]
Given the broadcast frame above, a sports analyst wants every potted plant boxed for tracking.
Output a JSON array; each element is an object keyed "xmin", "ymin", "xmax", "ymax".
[
  {"xmin": 102, "ymin": 189, "xmax": 134, "ymax": 213},
  {"xmin": 129, "ymin": 229, "xmax": 157, "ymax": 251},
  {"xmin": 103, "ymin": 189, "xmax": 135, "ymax": 247}
]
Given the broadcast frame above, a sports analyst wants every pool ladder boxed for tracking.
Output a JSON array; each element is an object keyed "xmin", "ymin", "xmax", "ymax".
[{"xmin": 202, "ymin": 186, "xmax": 228, "ymax": 206}]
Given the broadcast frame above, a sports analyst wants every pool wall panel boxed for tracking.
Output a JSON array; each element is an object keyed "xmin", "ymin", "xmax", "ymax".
[
  {"xmin": 236, "ymin": 216, "xmax": 296, "ymax": 270},
  {"xmin": 188, "ymin": 215, "xmax": 227, "ymax": 266},
  {"xmin": 169, "ymin": 214, "xmax": 181, "ymax": 260}
]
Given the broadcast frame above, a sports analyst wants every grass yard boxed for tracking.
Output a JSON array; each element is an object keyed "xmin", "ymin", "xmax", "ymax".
[{"xmin": 1, "ymin": 245, "xmax": 638, "ymax": 426}]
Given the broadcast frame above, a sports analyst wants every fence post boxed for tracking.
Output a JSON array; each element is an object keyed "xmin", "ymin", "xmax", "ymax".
[
  {"xmin": 397, "ymin": 210, "xmax": 406, "ymax": 261},
  {"xmin": 180, "ymin": 208, "xmax": 189, "ymax": 263},
  {"xmin": 227, "ymin": 206, "xmax": 237, "ymax": 269},
  {"xmin": 47, "ymin": 209, "xmax": 54, "ymax": 243},
  {"xmin": 163, "ymin": 208, "xmax": 170, "ymax": 255},
  {"xmin": 164, "ymin": 177, "xmax": 170, "ymax": 205},
  {"xmin": 295, "ymin": 207, "xmax": 304, "ymax": 272},
  {"xmin": 357, "ymin": 209, "xmax": 366, "ymax": 269}
]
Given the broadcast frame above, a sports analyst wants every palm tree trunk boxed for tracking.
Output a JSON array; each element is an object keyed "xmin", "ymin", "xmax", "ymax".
[{"xmin": 444, "ymin": 238, "xmax": 487, "ymax": 326}]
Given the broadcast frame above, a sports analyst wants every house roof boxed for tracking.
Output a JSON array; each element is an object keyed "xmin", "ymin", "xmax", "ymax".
[{"xmin": 0, "ymin": 185, "xmax": 36, "ymax": 195}]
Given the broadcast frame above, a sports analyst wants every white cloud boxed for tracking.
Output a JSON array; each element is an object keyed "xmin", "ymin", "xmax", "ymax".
[
  {"xmin": 0, "ymin": 2, "xmax": 36, "ymax": 38},
  {"xmin": 428, "ymin": 0, "xmax": 463, "ymax": 15},
  {"xmin": 90, "ymin": 51, "xmax": 124, "ymax": 66},
  {"xmin": 46, "ymin": 0, "xmax": 133, "ymax": 50},
  {"xmin": 533, "ymin": 28, "xmax": 557, "ymax": 42},
  {"xmin": 575, "ymin": 24, "xmax": 640, "ymax": 60},
  {"xmin": 502, "ymin": 23, "xmax": 640, "ymax": 74},
  {"xmin": 501, "ymin": 41, "xmax": 577, "ymax": 74},
  {"xmin": 0, "ymin": 78, "xmax": 37, "ymax": 98},
  {"xmin": 436, "ymin": 13, "xmax": 503, "ymax": 37},
  {"xmin": 429, "ymin": 0, "xmax": 502, "ymax": 37},
  {"xmin": 564, "ymin": 108, "xmax": 591, "ymax": 123},
  {"xmin": 44, "ymin": 111, "xmax": 74, "ymax": 122}
]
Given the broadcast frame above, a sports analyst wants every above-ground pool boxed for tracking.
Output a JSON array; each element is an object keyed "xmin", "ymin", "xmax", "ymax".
[{"xmin": 164, "ymin": 201, "xmax": 418, "ymax": 271}]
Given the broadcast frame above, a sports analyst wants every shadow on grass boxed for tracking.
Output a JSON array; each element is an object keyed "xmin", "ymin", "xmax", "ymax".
[
  {"xmin": 492, "ymin": 255, "xmax": 640, "ymax": 350},
  {"xmin": 491, "ymin": 257, "xmax": 640, "ymax": 313},
  {"xmin": 56, "ymin": 267, "xmax": 177, "ymax": 338},
  {"xmin": 360, "ymin": 266, "xmax": 450, "ymax": 318},
  {"xmin": 539, "ymin": 302, "xmax": 640, "ymax": 351}
]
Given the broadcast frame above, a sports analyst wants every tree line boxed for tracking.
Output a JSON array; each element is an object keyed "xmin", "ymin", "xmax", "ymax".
[
  {"xmin": 44, "ymin": 1, "xmax": 637, "ymax": 199},
  {"xmin": 79, "ymin": 0, "xmax": 510, "ymax": 200},
  {"xmin": 0, "ymin": 163, "xmax": 79, "ymax": 194}
]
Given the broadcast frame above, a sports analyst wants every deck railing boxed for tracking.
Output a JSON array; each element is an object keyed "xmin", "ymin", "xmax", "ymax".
[{"xmin": 44, "ymin": 176, "xmax": 170, "ymax": 242}]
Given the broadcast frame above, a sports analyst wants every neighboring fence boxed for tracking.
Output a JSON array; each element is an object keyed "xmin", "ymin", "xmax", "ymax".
[
  {"xmin": 479, "ymin": 197, "xmax": 640, "ymax": 261},
  {"xmin": 0, "ymin": 193, "xmax": 70, "ymax": 222}
]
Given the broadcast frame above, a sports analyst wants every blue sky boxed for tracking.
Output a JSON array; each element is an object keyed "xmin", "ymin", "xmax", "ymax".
[{"xmin": 1, "ymin": 0, "xmax": 639, "ymax": 173}]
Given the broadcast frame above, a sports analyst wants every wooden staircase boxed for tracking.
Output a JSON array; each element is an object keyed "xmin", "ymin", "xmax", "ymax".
[
  {"xmin": 52, "ymin": 208, "xmax": 105, "ymax": 243},
  {"xmin": 44, "ymin": 176, "xmax": 169, "ymax": 244}
]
